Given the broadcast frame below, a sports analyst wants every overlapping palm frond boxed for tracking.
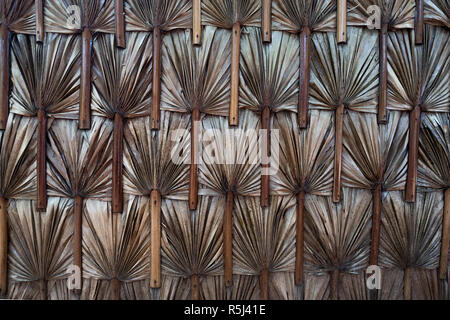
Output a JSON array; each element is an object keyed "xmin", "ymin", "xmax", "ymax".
[
  {"xmin": 8, "ymin": 198, "xmax": 73, "ymax": 300},
  {"xmin": 425, "ymin": 0, "xmax": 450, "ymax": 28},
  {"xmin": 200, "ymin": 275, "xmax": 259, "ymax": 300},
  {"xmin": 202, "ymin": 0, "xmax": 260, "ymax": 28}
]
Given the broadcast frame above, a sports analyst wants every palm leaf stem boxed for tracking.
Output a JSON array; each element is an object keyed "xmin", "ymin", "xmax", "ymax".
[
  {"xmin": 262, "ymin": 0, "xmax": 271, "ymax": 43},
  {"xmin": 189, "ymin": 109, "xmax": 200, "ymax": 210},
  {"xmin": 298, "ymin": 25, "xmax": 310, "ymax": 129},
  {"xmin": 261, "ymin": 106, "xmax": 270, "ymax": 207},
  {"xmin": 229, "ymin": 22, "xmax": 240, "ymax": 126},
  {"xmin": 406, "ymin": 105, "xmax": 421, "ymax": 202},
  {"xmin": 150, "ymin": 189, "xmax": 161, "ymax": 288},
  {"xmin": 35, "ymin": 0, "xmax": 44, "ymax": 42},
  {"xmin": 378, "ymin": 23, "xmax": 388, "ymax": 124},
  {"xmin": 151, "ymin": 27, "xmax": 162, "ymax": 130},
  {"xmin": 73, "ymin": 195, "xmax": 83, "ymax": 295},
  {"xmin": 0, "ymin": 24, "xmax": 9, "ymax": 130},
  {"xmin": 295, "ymin": 190, "xmax": 305, "ymax": 285},
  {"xmin": 332, "ymin": 104, "xmax": 344, "ymax": 203},
  {"xmin": 115, "ymin": 0, "xmax": 125, "ymax": 48},
  {"xmin": 224, "ymin": 191, "xmax": 233, "ymax": 287},
  {"xmin": 330, "ymin": 268, "xmax": 340, "ymax": 300},
  {"xmin": 337, "ymin": 0, "xmax": 347, "ymax": 43},
  {"xmin": 112, "ymin": 113, "xmax": 123, "ymax": 213},
  {"xmin": 0, "ymin": 197, "xmax": 6, "ymax": 296},
  {"xmin": 370, "ymin": 182, "xmax": 383, "ymax": 265},
  {"xmin": 37, "ymin": 109, "xmax": 47, "ymax": 211},
  {"xmin": 39, "ymin": 278, "xmax": 47, "ymax": 300},
  {"xmin": 80, "ymin": 27, "xmax": 92, "ymax": 130},
  {"xmin": 193, "ymin": 0, "xmax": 201, "ymax": 45},
  {"xmin": 415, "ymin": 0, "xmax": 424, "ymax": 44},
  {"xmin": 191, "ymin": 274, "xmax": 200, "ymax": 300},
  {"xmin": 404, "ymin": 266, "xmax": 412, "ymax": 299},
  {"xmin": 260, "ymin": 268, "xmax": 269, "ymax": 300},
  {"xmin": 111, "ymin": 278, "xmax": 120, "ymax": 300}
]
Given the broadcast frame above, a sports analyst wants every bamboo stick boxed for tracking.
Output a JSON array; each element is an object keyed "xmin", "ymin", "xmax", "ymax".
[
  {"xmin": 378, "ymin": 23, "xmax": 388, "ymax": 124},
  {"xmin": 150, "ymin": 189, "xmax": 161, "ymax": 288},
  {"xmin": 79, "ymin": 27, "xmax": 92, "ymax": 130},
  {"xmin": 260, "ymin": 106, "xmax": 271, "ymax": 208},
  {"xmin": 229, "ymin": 22, "xmax": 241, "ymax": 126},
  {"xmin": 330, "ymin": 269, "xmax": 340, "ymax": 300},
  {"xmin": 0, "ymin": 24, "xmax": 9, "ymax": 130},
  {"xmin": 193, "ymin": 0, "xmax": 201, "ymax": 45},
  {"xmin": 73, "ymin": 195, "xmax": 83, "ymax": 294},
  {"xmin": 298, "ymin": 26, "xmax": 311, "ymax": 129},
  {"xmin": 115, "ymin": 0, "xmax": 125, "ymax": 48},
  {"xmin": 415, "ymin": 0, "xmax": 424, "ymax": 45},
  {"xmin": 35, "ymin": 0, "xmax": 44, "ymax": 42},
  {"xmin": 0, "ymin": 197, "xmax": 7, "ymax": 297},
  {"xmin": 189, "ymin": 109, "xmax": 200, "ymax": 210},
  {"xmin": 40, "ymin": 279, "xmax": 47, "ymax": 300},
  {"xmin": 262, "ymin": 0, "xmax": 271, "ymax": 43},
  {"xmin": 191, "ymin": 274, "xmax": 199, "ymax": 300},
  {"xmin": 151, "ymin": 27, "xmax": 162, "ymax": 130},
  {"xmin": 110, "ymin": 278, "xmax": 120, "ymax": 300},
  {"xmin": 405, "ymin": 105, "xmax": 421, "ymax": 202},
  {"xmin": 224, "ymin": 191, "xmax": 233, "ymax": 287},
  {"xmin": 370, "ymin": 183, "xmax": 382, "ymax": 265},
  {"xmin": 259, "ymin": 268, "xmax": 269, "ymax": 300},
  {"xmin": 439, "ymin": 188, "xmax": 450, "ymax": 279},
  {"xmin": 403, "ymin": 267, "xmax": 412, "ymax": 300},
  {"xmin": 295, "ymin": 190, "xmax": 305, "ymax": 286},
  {"xmin": 112, "ymin": 113, "xmax": 123, "ymax": 213},
  {"xmin": 333, "ymin": 104, "xmax": 344, "ymax": 203},
  {"xmin": 337, "ymin": 0, "xmax": 347, "ymax": 44},
  {"xmin": 37, "ymin": 109, "xmax": 47, "ymax": 211}
]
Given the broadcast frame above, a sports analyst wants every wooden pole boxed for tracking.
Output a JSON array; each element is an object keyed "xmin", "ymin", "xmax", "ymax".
[
  {"xmin": 151, "ymin": 27, "xmax": 162, "ymax": 130},
  {"xmin": 295, "ymin": 191, "xmax": 305, "ymax": 285},
  {"xmin": 298, "ymin": 26, "xmax": 311, "ymax": 129},
  {"xmin": 403, "ymin": 267, "xmax": 412, "ymax": 300},
  {"xmin": 35, "ymin": 0, "xmax": 44, "ymax": 42},
  {"xmin": 40, "ymin": 279, "xmax": 47, "ymax": 300},
  {"xmin": 191, "ymin": 274, "xmax": 199, "ymax": 300},
  {"xmin": 79, "ymin": 27, "xmax": 92, "ymax": 130},
  {"xmin": 189, "ymin": 109, "xmax": 200, "ymax": 210},
  {"xmin": 333, "ymin": 104, "xmax": 344, "ymax": 203},
  {"xmin": 370, "ymin": 183, "xmax": 383, "ymax": 265},
  {"xmin": 0, "ymin": 197, "xmax": 7, "ymax": 297},
  {"xmin": 262, "ymin": 0, "xmax": 271, "ymax": 43},
  {"xmin": 73, "ymin": 195, "xmax": 83, "ymax": 294},
  {"xmin": 110, "ymin": 278, "xmax": 120, "ymax": 300},
  {"xmin": 37, "ymin": 109, "xmax": 47, "ymax": 211},
  {"xmin": 150, "ymin": 189, "xmax": 161, "ymax": 288},
  {"xmin": 405, "ymin": 105, "xmax": 421, "ymax": 202},
  {"xmin": 229, "ymin": 22, "xmax": 241, "ymax": 126},
  {"xmin": 337, "ymin": 0, "xmax": 347, "ymax": 44},
  {"xmin": 260, "ymin": 106, "xmax": 271, "ymax": 208},
  {"xmin": 0, "ymin": 24, "xmax": 9, "ymax": 130},
  {"xmin": 224, "ymin": 191, "xmax": 233, "ymax": 287},
  {"xmin": 378, "ymin": 24, "xmax": 388, "ymax": 124},
  {"xmin": 415, "ymin": 0, "xmax": 424, "ymax": 45},
  {"xmin": 330, "ymin": 269, "xmax": 340, "ymax": 300},
  {"xmin": 259, "ymin": 268, "xmax": 269, "ymax": 300},
  {"xmin": 115, "ymin": 0, "xmax": 125, "ymax": 48},
  {"xmin": 193, "ymin": 0, "xmax": 201, "ymax": 45},
  {"xmin": 439, "ymin": 188, "xmax": 450, "ymax": 279},
  {"xmin": 112, "ymin": 113, "xmax": 123, "ymax": 213}
]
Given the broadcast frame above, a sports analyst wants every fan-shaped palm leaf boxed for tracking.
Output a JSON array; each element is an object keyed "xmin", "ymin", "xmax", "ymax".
[
  {"xmin": 380, "ymin": 191, "xmax": 443, "ymax": 299},
  {"xmin": 305, "ymin": 189, "xmax": 372, "ymax": 300},
  {"xmin": 83, "ymin": 197, "xmax": 150, "ymax": 300},
  {"xmin": 92, "ymin": 32, "xmax": 152, "ymax": 213},
  {"xmin": 272, "ymin": 0, "xmax": 336, "ymax": 128},
  {"xmin": 387, "ymin": 26, "xmax": 449, "ymax": 202},
  {"xmin": 200, "ymin": 275, "xmax": 259, "ymax": 300},
  {"xmin": 310, "ymin": 27, "xmax": 378, "ymax": 204},
  {"xmin": 8, "ymin": 198, "xmax": 73, "ymax": 300},
  {"xmin": 161, "ymin": 26, "xmax": 231, "ymax": 210},
  {"xmin": 10, "ymin": 33, "xmax": 80, "ymax": 211},
  {"xmin": 161, "ymin": 196, "xmax": 223, "ymax": 300},
  {"xmin": 425, "ymin": 0, "xmax": 450, "ymax": 27},
  {"xmin": 233, "ymin": 196, "xmax": 296, "ymax": 299}
]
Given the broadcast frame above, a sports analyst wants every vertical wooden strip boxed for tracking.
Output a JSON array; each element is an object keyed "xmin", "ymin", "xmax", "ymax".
[
  {"xmin": 35, "ymin": 0, "xmax": 44, "ymax": 42},
  {"xmin": 191, "ymin": 274, "xmax": 199, "ymax": 300},
  {"xmin": 295, "ymin": 191, "xmax": 305, "ymax": 285},
  {"xmin": 415, "ymin": 0, "xmax": 424, "ymax": 45},
  {"xmin": 370, "ymin": 183, "xmax": 382, "ymax": 265},
  {"xmin": 0, "ymin": 197, "xmax": 7, "ymax": 297},
  {"xmin": 298, "ymin": 26, "xmax": 311, "ymax": 129},
  {"xmin": 259, "ymin": 268, "xmax": 269, "ymax": 300},
  {"xmin": 79, "ymin": 28, "xmax": 92, "ymax": 130},
  {"xmin": 439, "ymin": 188, "xmax": 450, "ymax": 279},
  {"xmin": 110, "ymin": 278, "xmax": 120, "ymax": 300},
  {"xmin": 333, "ymin": 104, "xmax": 344, "ymax": 203},
  {"xmin": 112, "ymin": 113, "xmax": 123, "ymax": 213},
  {"xmin": 193, "ymin": 0, "xmax": 202, "ymax": 45},
  {"xmin": 0, "ymin": 25, "xmax": 9, "ymax": 130},
  {"xmin": 262, "ymin": 0, "xmax": 271, "ymax": 43},
  {"xmin": 40, "ymin": 279, "xmax": 47, "ymax": 300},
  {"xmin": 115, "ymin": 0, "xmax": 125, "ymax": 48},
  {"xmin": 403, "ymin": 267, "xmax": 412, "ymax": 300},
  {"xmin": 405, "ymin": 106, "xmax": 421, "ymax": 202},
  {"xmin": 73, "ymin": 196, "xmax": 83, "ymax": 294},
  {"xmin": 151, "ymin": 27, "xmax": 162, "ymax": 130},
  {"xmin": 150, "ymin": 189, "xmax": 161, "ymax": 288},
  {"xmin": 378, "ymin": 24, "xmax": 388, "ymax": 124},
  {"xmin": 337, "ymin": 0, "xmax": 347, "ymax": 44},
  {"xmin": 260, "ymin": 106, "xmax": 271, "ymax": 208},
  {"xmin": 37, "ymin": 109, "xmax": 47, "ymax": 211},
  {"xmin": 229, "ymin": 22, "xmax": 241, "ymax": 126},
  {"xmin": 189, "ymin": 109, "xmax": 200, "ymax": 210},
  {"xmin": 330, "ymin": 269, "xmax": 340, "ymax": 300},
  {"xmin": 224, "ymin": 191, "xmax": 233, "ymax": 287}
]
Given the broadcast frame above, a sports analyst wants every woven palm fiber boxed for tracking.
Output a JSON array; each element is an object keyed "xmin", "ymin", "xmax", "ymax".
[{"xmin": 0, "ymin": 0, "xmax": 448, "ymax": 300}]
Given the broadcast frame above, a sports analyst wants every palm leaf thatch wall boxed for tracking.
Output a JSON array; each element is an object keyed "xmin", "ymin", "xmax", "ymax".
[{"xmin": 0, "ymin": 0, "xmax": 448, "ymax": 300}]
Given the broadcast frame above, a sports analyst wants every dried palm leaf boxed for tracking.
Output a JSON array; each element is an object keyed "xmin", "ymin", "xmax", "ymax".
[
  {"xmin": 380, "ymin": 191, "xmax": 443, "ymax": 299},
  {"xmin": 272, "ymin": 0, "xmax": 336, "ymax": 128},
  {"xmin": 305, "ymin": 189, "xmax": 372, "ymax": 300},
  {"xmin": 425, "ymin": 0, "xmax": 450, "ymax": 28},
  {"xmin": 10, "ymin": 33, "xmax": 80, "ymax": 211},
  {"xmin": 310, "ymin": 27, "xmax": 378, "ymax": 204},
  {"xmin": 200, "ymin": 275, "xmax": 259, "ymax": 300},
  {"xmin": 161, "ymin": 26, "xmax": 231, "ymax": 210},
  {"xmin": 83, "ymin": 197, "xmax": 150, "ymax": 300},
  {"xmin": 233, "ymin": 196, "xmax": 296, "ymax": 299},
  {"xmin": 339, "ymin": 272, "xmax": 368, "ymax": 300},
  {"xmin": 92, "ymin": 32, "xmax": 152, "ymax": 213},
  {"xmin": 269, "ymin": 272, "xmax": 303, "ymax": 300},
  {"xmin": 304, "ymin": 274, "xmax": 330, "ymax": 300},
  {"xmin": 8, "ymin": 198, "xmax": 73, "ymax": 300},
  {"xmin": 202, "ymin": 0, "xmax": 260, "ymax": 124},
  {"xmin": 161, "ymin": 196, "xmax": 223, "ymax": 300},
  {"xmin": 272, "ymin": 111, "xmax": 334, "ymax": 286},
  {"xmin": 387, "ymin": 26, "xmax": 449, "ymax": 202}
]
